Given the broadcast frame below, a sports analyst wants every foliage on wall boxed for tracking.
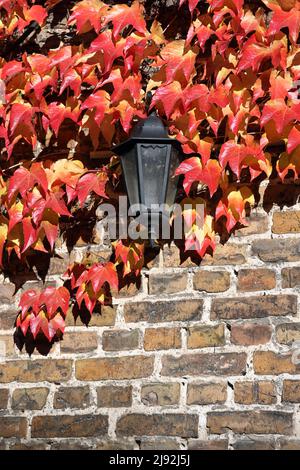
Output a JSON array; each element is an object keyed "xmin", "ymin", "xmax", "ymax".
[{"xmin": 0, "ymin": 0, "xmax": 299, "ymax": 344}]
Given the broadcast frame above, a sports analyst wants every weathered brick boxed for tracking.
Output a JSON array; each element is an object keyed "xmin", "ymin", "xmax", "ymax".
[
  {"xmin": 0, "ymin": 360, "xmax": 72, "ymax": 383},
  {"xmin": 188, "ymin": 439, "xmax": 228, "ymax": 450},
  {"xmin": 61, "ymin": 332, "xmax": 98, "ymax": 353},
  {"xmin": 234, "ymin": 381, "xmax": 276, "ymax": 405},
  {"xmin": 164, "ymin": 243, "xmax": 244, "ymax": 268},
  {"xmin": 54, "ymin": 386, "xmax": 90, "ymax": 409},
  {"xmin": 280, "ymin": 439, "xmax": 300, "ymax": 450},
  {"xmin": 282, "ymin": 267, "xmax": 300, "ymax": 287},
  {"xmin": 114, "ymin": 282, "xmax": 140, "ymax": 298},
  {"xmin": 149, "ymin": 272, "xmax": 188, "ymax": 295},
  {"xmin": 49, "ymin": 256, "xmax": 69, "ymax": 275},
  {"xmin": 207, "ymin": 411, "xmax": 292, "ymax": 435},
  {"xmin": 141, "ymin": 383, "xmax": 180, "ymax": 406},
  {"xmin": 140, "ymin": 438, "xmax": 181, "ymax": 450},
  {"xmin": 202, "ymin": 244, "xmax": 248, "ymax": 266},
  {"xmin": 102, "ymin": 329, "xmax": 139, "ymax": 351},
  {"xmin": 144, "ymin": 327, "xmax": 181, "ymax": 350},
  {"xmin": 161, "ymin": 352, "xmax": 246, "ymax": 377},
  {"xmin": 95, "ymin": 440, "xmax": 135, "ymax": 450},
  {"xmin": 187, "ymin": 324, "xmax": 225, "ymax": 349},
  {"xmin": 0, "ymin": 283, "xmax": 15, "ymax": 304},
  {"xmin": 76, "ymin": 356, "xmax": 154, "ymax": 381},
  {"xmin": 253, "ymin": 351, "xmax": 300, "ymax": 375},
  {"xmin": 0, "ymin": 334, "xmax": 16, "ymax": 357},
  {"xmin": 232, "ymin": 439, "xmax": 276, "ymax": 450},
  {"xmin": 0, "ymin": 308, "xmax": 18, "ymax": 330},
  {"xmin": 124, "ymin": 299, "xmax": 202, "ymax": 323},
  {"xmin": 12, "ymin": 387, "xmax": 49, "ymax": 410},
  {"xmin": 0, "ymin": 389, "xmax": 8, "ymax": 409},
  {"xmin": 252, "ymin": 238, "xmax": 300, "ymax": 262},
  {"xmin": 276, "ymin": 323, "xmax": 300, "ymax": 345},
  {"xmin": 116, "ymin": 414, "xmax": 198, "ymax": 437},
  {"xmin": 230, "ymin": 322, "xmax": 272, "ymax": 345},
  {"xmin": 66, "ymin": 305, "xmax": 117, "ymax": 327},
  {"xmin": 187, "ymin": 382, "xmax": 227, "ymax": 405},
  {"xmin": 211, "ymin": 295, "xmax": 297, "ymax": 320},
  {"xmin": 32, "ymin": 415, "xmax": 108, "ymax": 438},
  {"xmin": 237, "ymin": 269, "xmax": 276, "ymax": 291},
  {"xmin": 97, "ymin": 386, "xmax": 132, "ymax": 407},
  {"xmin": 50, "ymin": 441, "xmax": 92, "ymax": 450},
  {"xmin": 9, "ymin": 441, "xmax": 47, "ymax": 450},
  {"xmin": 234, "ymin": 213, "xmax": 269, "ymax": 237},
  {"xmin": 193, "ymin": 271, "xmax": 230, "ymax": 293},
  {"xmin": 272, "ymin": 211, "xmax": 300, "ymax": 233},
  {"xmin": 0, "ymin": 417, "xmax": 27, "ymax": 438},
  {"xmin": 282, "ymin": 380, "xmax": 300, "ymax": 403}
]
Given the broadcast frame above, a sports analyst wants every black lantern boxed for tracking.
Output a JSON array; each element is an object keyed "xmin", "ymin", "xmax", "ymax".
[{"xmin": 113, "ymin": 112, "xmax": 182, "ymax": 243}]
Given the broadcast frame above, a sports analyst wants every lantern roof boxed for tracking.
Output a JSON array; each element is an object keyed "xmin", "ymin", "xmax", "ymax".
[{"xmin": 113, "ymin": 112, "xmax": 181, "ymax": 155}]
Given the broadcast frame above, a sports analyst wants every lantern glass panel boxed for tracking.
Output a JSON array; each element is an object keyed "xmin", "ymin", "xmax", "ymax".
[
  {"xmin": 165, "ymin": 147, "xmax": 180, "ymax": 206},
  {"xmin": 121, "ymin": 146, "xmax": 140, "ymax": 207},
  {"xmin": 138, "ymin": 143, "xmax": 169, "ymax": 208}
]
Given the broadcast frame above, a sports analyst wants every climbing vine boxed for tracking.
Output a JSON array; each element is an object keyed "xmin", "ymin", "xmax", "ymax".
[{"xmin": 0, "ymin": 0, "xmax": 299, "ymax": 344}]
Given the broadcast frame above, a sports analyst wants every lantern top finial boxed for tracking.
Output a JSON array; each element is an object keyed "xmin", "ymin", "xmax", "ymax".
[{"xmin": 131, "ymin": 112, "xmax": 168, "ymax": 139}]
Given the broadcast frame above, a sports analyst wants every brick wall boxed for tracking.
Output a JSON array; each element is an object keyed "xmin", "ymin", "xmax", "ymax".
[{"xmin": 1, "ymin": 183, "xmax": 300, "ymax": 450}]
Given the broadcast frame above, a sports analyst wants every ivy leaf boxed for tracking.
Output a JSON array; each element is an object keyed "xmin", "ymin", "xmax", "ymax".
[
  {"xmin": 82, "ymin": 90, "xmax": 110, "ymax": 126},
  {"xmin": 88, "ymin": 262, "xmax": 119, "ymax": 294},
  {"xmin": 102, "ymin": 0, "xmax": 147, "ymax": 39},
  {"xmin": 68, "ymin": 0, "xmax": 108, "ymax": 34},
  {"xmin": 287, "ymin": 126, "xmax": 300, "ymax": 153},
  {"xmin": 267, "ymin": 2, "xmax": 300, "ymax": 43},
  {"xmin": 261, "ymin": 98, "xmax": 295, "ymax": 134},
  {"xmin": 24, "ymin": 5, "xmax": 48, "ymax": 27},
  {"xmin": 176, "ymin": 157, "xmax": 222, "ymax": 196},
  {"xmin": 0, "ymin": 217, "xmax": 8, "ymax": 268},
  {"xmin": 76, "ymin": 171, "xmax": 108, "ymax": 206},
  {"xmin": 8, "ymin": 167, "xmax": 34, "ymax": 201},
  {"xmin": 179, "ymin": 0, "xmax": 199, "ymax": 14}
]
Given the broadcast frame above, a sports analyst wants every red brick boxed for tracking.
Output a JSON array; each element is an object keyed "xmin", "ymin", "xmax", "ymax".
[
  {"xmin": 61, "ymin": 332, "xmax": 98, "ymax": 353},
  {"xmin": 252, "ymin": 238, "xmax": 300, "ymax": 262},
  {"xmin": 272, "ymin": 211, "xmax": 300, "ymax": 233},
  {"xmin": 0, "ymin": 389, "xmax": 9, "ymax": 409},
  {"xmin": 0, "ymin": 360, "xmax": 72, "ymax": 383},
  {"xmin": 144, "ymin": 327, "xmax": 181, "ymax": 350},
  {"xmin": 193, "ymin": 271, "xmax": 230, "ymax": 293},
  {"xmin": 12, "ymin": 387, "xmax": 49, "ymax": 410},
  {"xmin": 234, "ymin": 381, "xmax": 276, "ymax": 404},
  {"xmin": 211, "ymin": 295, "xmax": 297, "ymax": 320},
  {"xmin": 116, "ymin": 414, "xmax": 198, "ymax": 437},
  {"xmin": 141, "ymin": 383, "xmax": 180, "ymax": 406},
  {"xmin": 282, "ymin": 380, "xmax": 300, "ymax": 403},
  {"xmin": 161, "ymin": 352, "xmax": 246, "ymax": 377},
  {"xmin": 54, "ymin": 386, "xmax": 90, "ymax": 409},
  {"xmin": 149, "ymin": 272, "xmax": 188, "ymax": 295},
  {"xmin": 32, "ymin": 415, "xmax": 108, "ymax": 438},
  {"xmin": 187, "ymin": 382, "xmax": 227, "ymax": 405},
  {"xmin": 124, "ymin": 299, "xmax": 202, "ymax": 323},
  {"xmin": 0, "ymin": 417, "xmax": 27, "ymax": 438},
  {"xmin": 187, "ymin": 324, "xmax": 225, "ymax": 349},
  {"xmin": 282, "ymin": 267, "xmax": 300, "ymax": 287},
  {"xmin": 230, "ymin": 322, "xmax": 272, "ymax": 345},
  {"xmin": 76, "ymin": 356, "xmax": 154, "ymax": 381},
  {"xmin": 188, "ymin": 439, "xmax": 228, "ymax": 450},
  {"xmin": 207, "ymin": 411, "xmax": 292, "ymax": 435},
  {"xmin": 237, "ymin": 269, "xmax": 276, "ymax": 291},
  {"xmin": 276, "ymin": 323, "xmax": 300, "ymax": 344},
  {"xmin": 102, "ymin": 329, "xmax": 139, "ymax": 351},
  {"xmin": 253, "ymin": 351, "xmax": 300, "ymax": 375},
  {"xmin": 234, "ymin": 213, "xmax": 269, "ymax": 237},
  {"xmin": 97, "ymin": 386, "xmax": 132, "ymax": 407}
]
